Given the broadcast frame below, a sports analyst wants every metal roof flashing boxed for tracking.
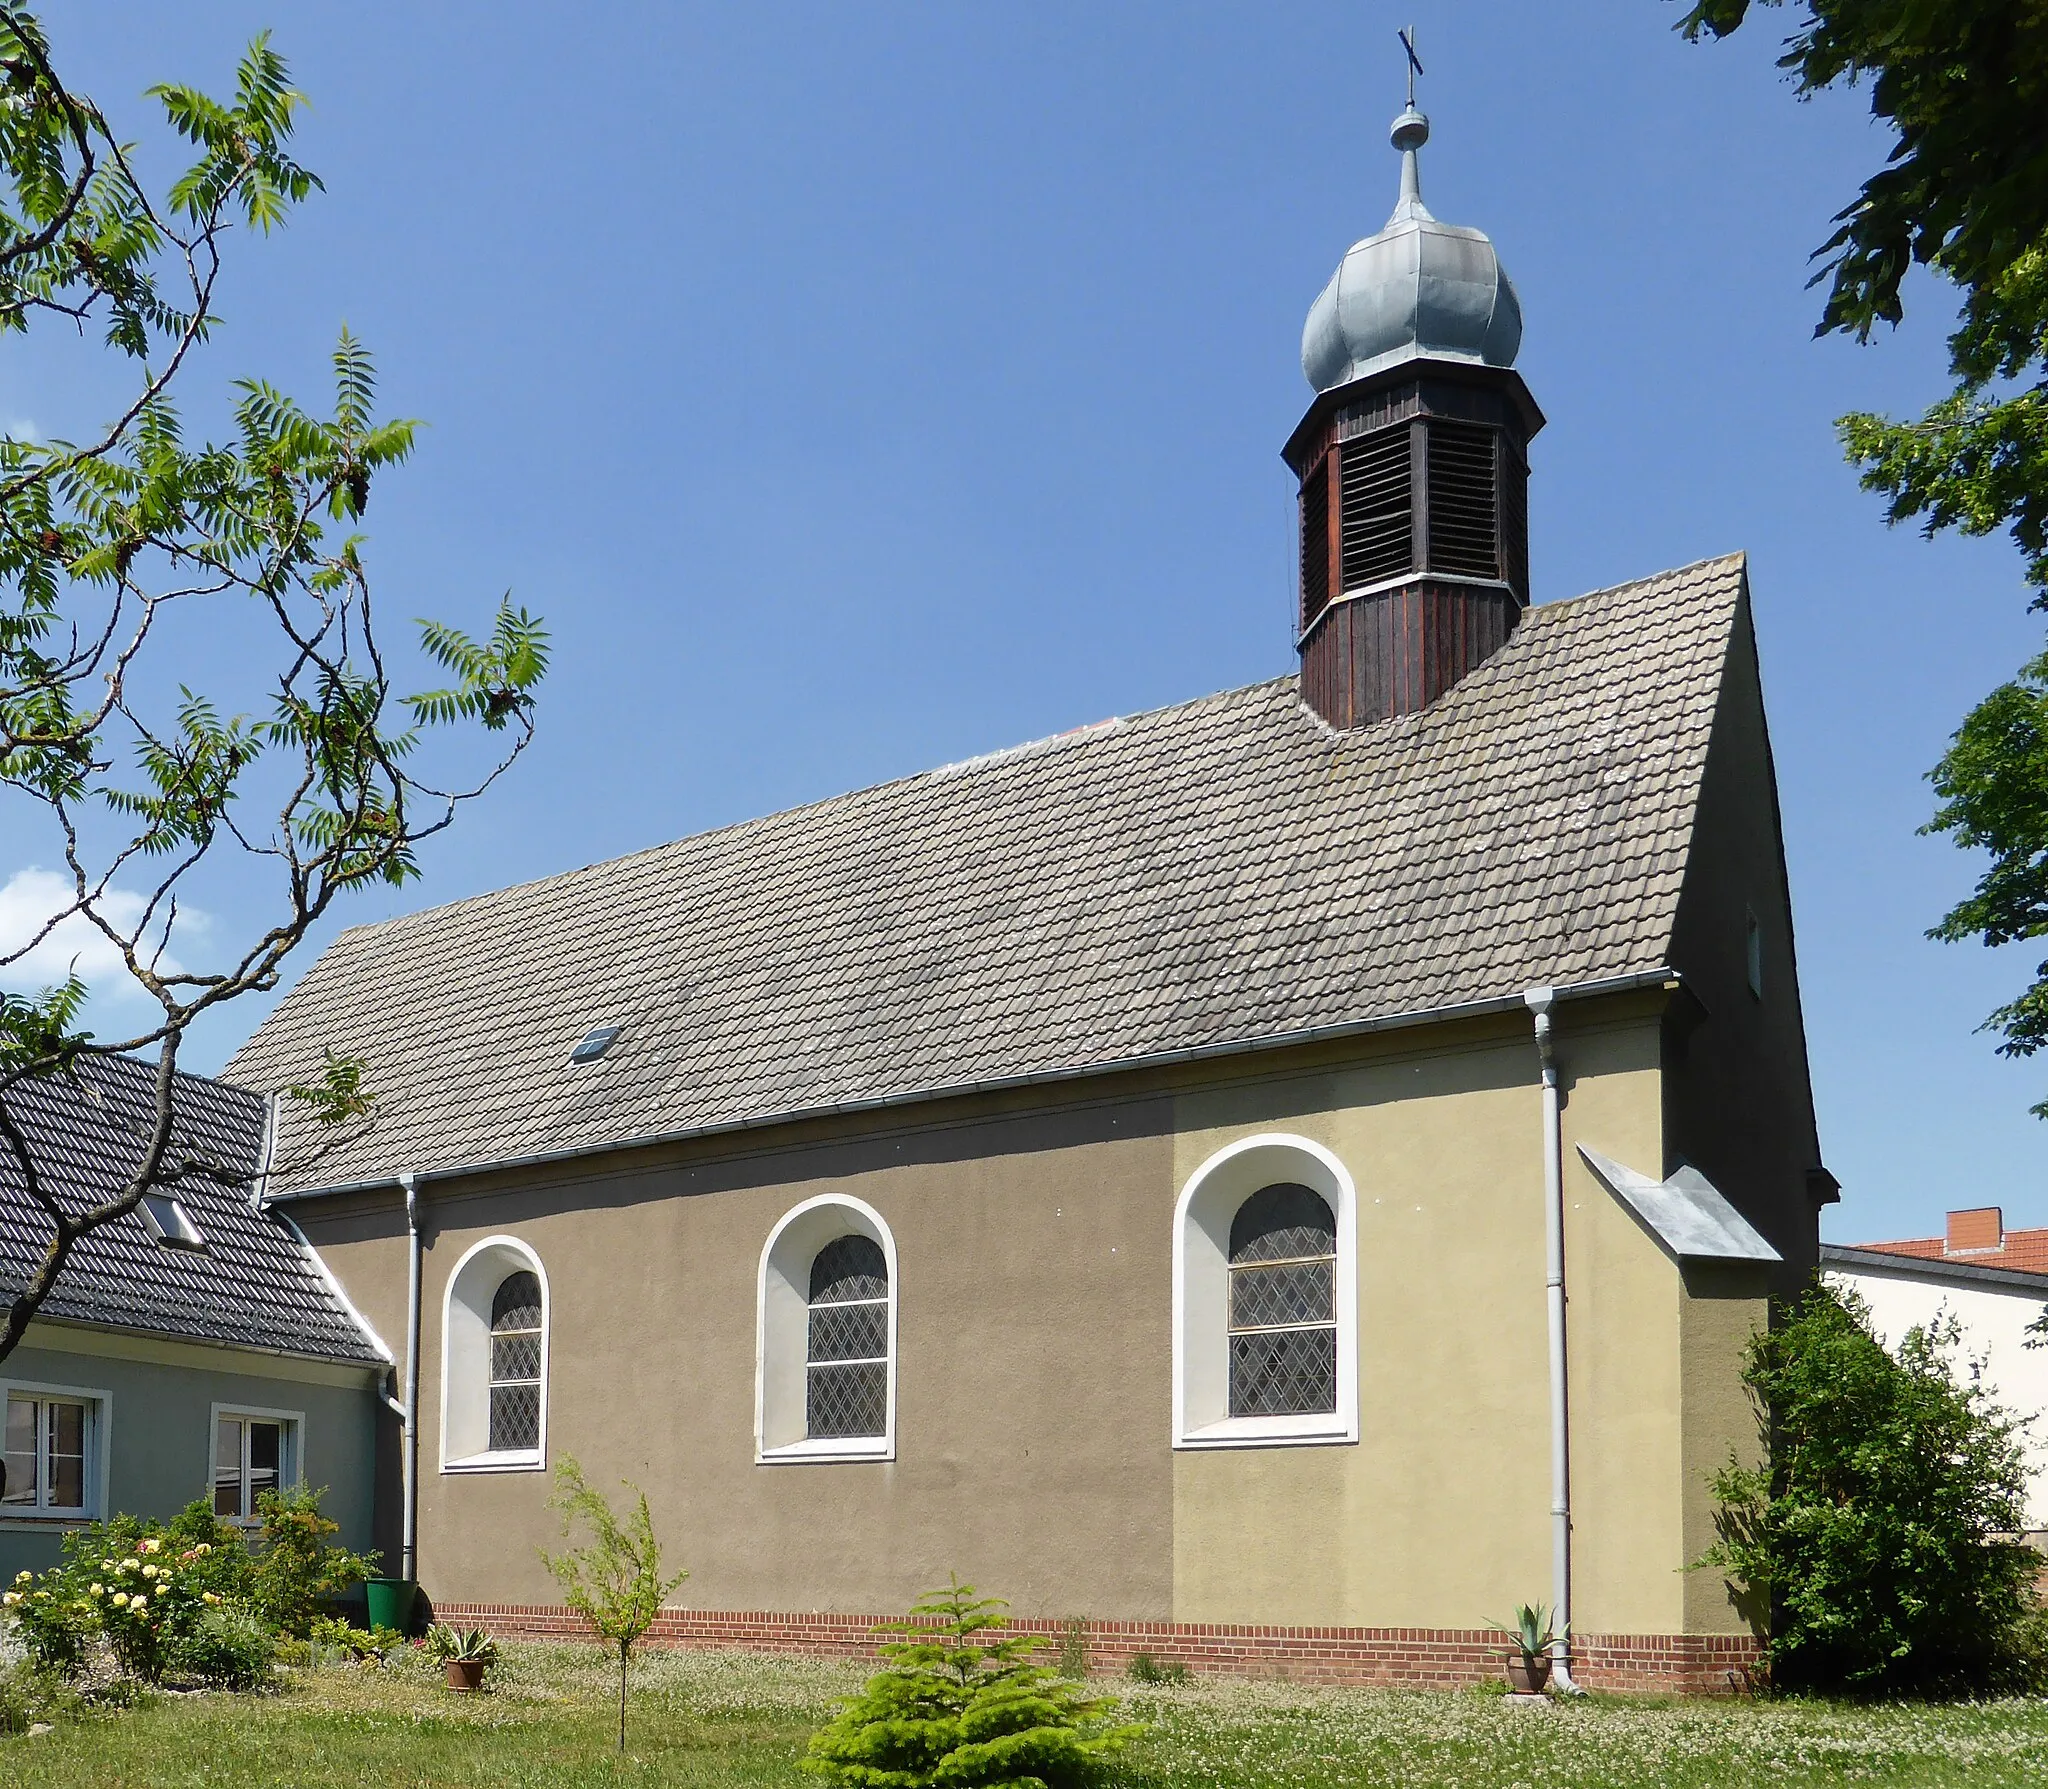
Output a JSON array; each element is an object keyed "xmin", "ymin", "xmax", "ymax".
[{"xmin": 1577, "ymin": 1145, "xmax": 1781, "ymax": 1266}]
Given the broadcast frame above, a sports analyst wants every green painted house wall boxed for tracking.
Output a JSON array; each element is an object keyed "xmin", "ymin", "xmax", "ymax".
[{"xmin": 0, "ymin": 1323, "xmax": 381, "ymax": 1581}]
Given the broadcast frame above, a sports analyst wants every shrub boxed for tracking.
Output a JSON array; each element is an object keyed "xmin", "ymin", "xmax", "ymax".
[
  {"xmin": 1125, "ymin": 1651, "xmax": 1189, "ymax": 1687},
  {"xmin": 249, "ymin": 1485, "xmax": 378, "ymax": 1639},
  {"xmin": 2, "ymin": 1506, "xmax": 247, "ymax": 1683},
  {"xmin": 1699, "ymin": 1280, "xmax": 2041, "ymax": 1696},
  {"xmin": 538, "ymin": 1456, "xmax": 686, "ymax": 1750},
  {"xmin": 804, "ymin": 1577, "xmax": 1143, "ymax": 1788},
  {"xmin": 1057, "ymin": 1616, "xmax": 1090, "ymax": 1680},
  {"xmin": 306, "ymin": 1615, "xmax": 404, "ymax": 1664},
  {"xmin": 171, "ymin": 1604, "xmax": 275, "ymax": 1690}
]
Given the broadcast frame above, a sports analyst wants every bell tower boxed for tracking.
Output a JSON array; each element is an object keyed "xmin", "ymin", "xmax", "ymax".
[{"xmin": 1285, "ymin": 93, "xmax": 1544, "ymax": 728}]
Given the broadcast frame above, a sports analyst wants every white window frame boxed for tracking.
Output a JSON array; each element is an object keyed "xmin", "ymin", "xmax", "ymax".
[
  {"xmin": 756, "ymin": 1194, "xmax": 898, "ymax": 1464},
  {"xmin": 206, "ymin": 1403, "xmax": 304, "ymax": 1525},
  {"xmin": 0, "ymin": 1378, "xmax": 111, "ymax": 1522},
  {"xmin": 1172, "ymin": 1134, "xmax": 1359, "ymax": 1449},
  {"xmin": 440, "ymin": 1235, "xmax": 550, "ymax": 1474}
]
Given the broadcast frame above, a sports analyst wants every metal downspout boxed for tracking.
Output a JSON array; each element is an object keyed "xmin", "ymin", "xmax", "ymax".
[
  {"xmin": 1524, "ymin": 988, "xmax": 1581, "ymax": 1694},
  {"xmin": 400, "ymin": 1172, "xmax": 422, "ymax": 1585}
]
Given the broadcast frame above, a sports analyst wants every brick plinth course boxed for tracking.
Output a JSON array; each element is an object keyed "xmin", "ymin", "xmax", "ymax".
[{"xmin": 430, "ymin": 1604, "xmax": 1759, "ymax": 1695}]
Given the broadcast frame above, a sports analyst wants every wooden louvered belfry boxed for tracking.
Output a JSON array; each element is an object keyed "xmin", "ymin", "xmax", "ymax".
[{"xmin": 1284, "ymin": 360, "xmax": 1544, "ymax": 728}]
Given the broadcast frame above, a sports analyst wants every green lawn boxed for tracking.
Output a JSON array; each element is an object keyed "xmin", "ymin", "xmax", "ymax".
[{"xmin": 6, "ymin": 1641, "xmax": 2046, "ymax": 1787}]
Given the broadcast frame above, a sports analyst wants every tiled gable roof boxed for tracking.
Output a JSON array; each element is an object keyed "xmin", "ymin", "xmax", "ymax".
[
  {"xmin": 1851, "ymin": 1230, "xmax": 2048, "ymax": 1279},
  {"xmin": 230, "ymin": 553, "xmax": 1749, "ymax": 1196},
  {"xmin": 0, "ymin": 1055, "xmax": 386, "ymax": 1364}
]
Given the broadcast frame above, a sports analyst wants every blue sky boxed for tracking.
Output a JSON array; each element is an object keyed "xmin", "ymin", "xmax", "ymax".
[{"xmin": 7, "ymin": 2, "xmax": 2044, "ymax": 1246}]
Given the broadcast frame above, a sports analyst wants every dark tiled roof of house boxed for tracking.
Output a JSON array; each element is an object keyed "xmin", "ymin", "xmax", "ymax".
[
  {"xmin": 230, "ymin": 553, "xmax": 1750, "ymax": 1196},
  {"xmin": 0, "ymin": 1054, "xmax": 387, "ymax": 1363}
]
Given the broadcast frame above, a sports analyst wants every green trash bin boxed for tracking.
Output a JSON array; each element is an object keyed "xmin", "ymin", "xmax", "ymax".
[{"xmin": 364, "ymin": 1577, "xmax": 417, "ymax": 1635}]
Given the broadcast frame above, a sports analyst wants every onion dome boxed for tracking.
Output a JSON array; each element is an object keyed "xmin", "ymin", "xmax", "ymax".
[{"xmin": 1301, "ymin": 106, "xmax": 1522, "ymax": 393}]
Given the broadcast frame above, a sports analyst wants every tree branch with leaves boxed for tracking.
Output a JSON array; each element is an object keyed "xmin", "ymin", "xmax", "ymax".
[{"xmin": 0, "ymin": 8, "xmax": 546, "ymax": 1364}]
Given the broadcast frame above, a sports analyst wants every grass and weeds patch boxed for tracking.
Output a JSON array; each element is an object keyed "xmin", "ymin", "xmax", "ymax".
[{"xmin": 2, "ymin": 1641, "xmax": 2046, "ymax": 1786}]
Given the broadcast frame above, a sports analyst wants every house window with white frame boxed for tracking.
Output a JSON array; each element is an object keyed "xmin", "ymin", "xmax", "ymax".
[
  {"xmin": 2, "ymin": 1389, "xmax": 98, "ymax": 1516},
  {"xmin": 757, "ymin": 1196, "xmax": 898, "ymax": 1462},
  {"xmin": 1173, "ymin": 1133, "xmax": 1359, "ymax": 1449},
  {"xmin": 441, "ymin": 1236, "xmax": 550, "ymax": 1471},
  {"xmin": 212, "ymin": 1411, "xmax": 297, "ymax": 1521}
]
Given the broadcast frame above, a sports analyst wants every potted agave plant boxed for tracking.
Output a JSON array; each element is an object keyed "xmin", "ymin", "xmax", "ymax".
[
  {"xmin": 430, "ymin": 1624, "xmax": 500, "ymax": 1691},
  {"xmin": 1490, "ymin": 1603, "xmax": 1564, "ymax": 1695}
]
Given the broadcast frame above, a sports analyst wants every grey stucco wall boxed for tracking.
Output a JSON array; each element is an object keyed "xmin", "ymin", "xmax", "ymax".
[{"xmin": 0, "ymin": 1334, "xmax": 379, "ymax": 1582}]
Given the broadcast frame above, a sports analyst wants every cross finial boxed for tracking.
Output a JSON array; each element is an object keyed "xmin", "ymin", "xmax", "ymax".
[{"xmin": 1399, "ymin": 25, "xmax": 1423, "ymax": 108}]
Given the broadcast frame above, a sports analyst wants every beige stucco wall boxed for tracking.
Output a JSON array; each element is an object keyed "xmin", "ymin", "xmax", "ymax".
[
  {"xmin": 1169, "ymin": 1002, "xmax": 1755, "ymax": 1638},
  {"xmin": 296, "ymin": 997, "xmax": 1768, "ymax": 1639}
]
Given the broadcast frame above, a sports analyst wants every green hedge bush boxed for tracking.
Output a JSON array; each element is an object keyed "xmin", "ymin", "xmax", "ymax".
[{"xmin": 1701, "ymin": 1280, "xmax": 2043, "ymax": 1696}]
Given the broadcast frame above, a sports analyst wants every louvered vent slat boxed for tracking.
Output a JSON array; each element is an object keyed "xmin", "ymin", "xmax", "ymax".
[
  {"xmin": 1299, "ymin": 456, "xmax": 1330, "ymax": 630},
  {"xmin": 1425, "ymin": 421, "xmax": 1499, "ymax": 579},
  {"xmin": 1339, "ymin": 427, "xmax": 1411, "ymax": 590}
]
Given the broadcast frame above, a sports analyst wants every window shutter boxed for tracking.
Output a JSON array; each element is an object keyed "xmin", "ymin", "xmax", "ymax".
[
  {"xmin": 1299, "ymin": 454, "xmax": 1330, "ymax": 631},
  {"xmin": 1423, "ymin": 420, "xmax": 1499, "ymax": 579},
  {"xmin": 1339, "ymin": 425, "xmax": 1413, "ymax": 591}
]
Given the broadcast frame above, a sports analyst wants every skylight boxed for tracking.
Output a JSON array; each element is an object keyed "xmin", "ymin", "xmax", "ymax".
[
  {"xmin": 569, "ymin": 1025, "xmax": 623, "ymax": 1065},
  {"xmin": 140, "ymin": 1192, "xmax": 206, "ymax": 1251}
]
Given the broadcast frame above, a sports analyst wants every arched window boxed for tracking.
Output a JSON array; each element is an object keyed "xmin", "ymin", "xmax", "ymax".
[
  {"xmin": 1173, "ymin": 1135, "xmax": 1358, "ymax": 1448},
  {"xmin": 1227, "ymin": 1185, "xmax": 1338, "ymax": 1417},
  {"xmin": 758, "ymin": 1197, "xmax": 897, "ymax": 1462},
  {"xmin": 441, "ymin": 1238, "xmax": 549, "ymax": 1471},
  {"xmin": 806, "ymin": 1236, "xmax": 889, "ymax": 1439},
  {"xmin": 489, "ymin": 1272, "xmax": 545, "ymax": 1453}
]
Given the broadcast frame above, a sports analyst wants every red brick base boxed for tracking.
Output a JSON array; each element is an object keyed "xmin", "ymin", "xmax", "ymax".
[{"xmin": 430, "ymin": 1602, "xmax": 1759, "ymax": 1695}]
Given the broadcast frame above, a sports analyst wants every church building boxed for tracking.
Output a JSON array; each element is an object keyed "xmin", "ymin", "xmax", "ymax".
[{"xmin": 227, "ymin": 98, "xmax": 1830, "ymax": 1691}]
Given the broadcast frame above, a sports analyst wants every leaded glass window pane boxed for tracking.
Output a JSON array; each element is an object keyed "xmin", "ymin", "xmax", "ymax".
[
  {"xmin": 487, "ymin": 1269, "xmax": 543, "ymax": 1453},
  {"xmin": 490, "ymin": 1383, "xmax": 541, "ymax": 1453},
  {"xmin": 1229, "ymin": 1329, "xmax": 1338, "ymax": 1418},
  {"xmin": 1229, "ymin": 1183, "xmax": 1336, "ymax": 1263},
  {"xmin": 807, "ymin": 1361, "xmax": 887, "ymax": 1439},
  {"xmin": 491, "ymin": 1272, "xmax": 543, "ymax": 1332},
  {"xmin": 492, "ymin": 1333, "xmax": 543, "ymax": 1382},
  {"xmin": 810, "ymin": 1235, "xmax": 887, "ymax": 1304},
  {"xmin": 1227, "ymin": 1183, "xmax": 1338, "ymax": 1419},
  {"xmin": 1229, "ymin": 1259, "xmax": 1334, "ymax": 1330},
  {"xmin": 808, "ymin": 1301, "xmax": 888, "ymax": 1364}
]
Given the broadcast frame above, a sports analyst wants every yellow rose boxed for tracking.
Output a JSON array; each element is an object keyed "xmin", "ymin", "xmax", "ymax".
[
  {"xmin": 196, "ymin": 1543, "xmax": 211, "ymax": 1556},
  {"xmin": 89, "ymin": 1583, "xmax": 104, "ymax": 1596},
  {"xmin": 111, "ymin": 1592, "xmax": 129, "ymax": 1608},
  {"xmin": 11, "ymin": 1570, "xmax": 29, "ymax": 1584},
  {"xmin": 2, "ymin": 1592, "xmax": 19, "ymax": 1607},
  {"xmin": 140, "ymin": 1538, "xmax": 161, "ymax": 1554},
  {"xmin": 202, "ymin": 1591, "xmax": 220, "ymax": 1605},
  {"xmin": 140, "ymin": 1563, "xmax": 158, "ymax": 1579},
  {"xmin": 121, "ymin": 1558, "xmax": 140, "ymax": 1572}
]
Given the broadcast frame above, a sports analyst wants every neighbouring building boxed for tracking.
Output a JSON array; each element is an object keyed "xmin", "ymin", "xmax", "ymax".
[
  {"xmin": 0, "ymin": 1057, "xmax": 385, "ymax": 1582},
  {"xmin": 223, "ymin": 100, "xmax": 1832, "ymax": 1691},
  {"xmin": 1825, "ymin": 1208, "xmax": 2048, "ymax": 1541}
]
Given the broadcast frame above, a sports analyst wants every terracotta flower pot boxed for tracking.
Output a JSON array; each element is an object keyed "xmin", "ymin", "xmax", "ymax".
[
  {"xmin": 1505, "ymin": 1653, "xmax": 1552, "ymax": 1695},
  {"xmin": 446, "ymin": 1657, "xmax": 487, "ymax": 1692}
]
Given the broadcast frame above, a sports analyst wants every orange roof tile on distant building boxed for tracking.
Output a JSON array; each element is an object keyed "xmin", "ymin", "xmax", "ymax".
[{"xmin": 1853, "ymin": 1207, "xmax": 2048, "ymax": 1279}]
